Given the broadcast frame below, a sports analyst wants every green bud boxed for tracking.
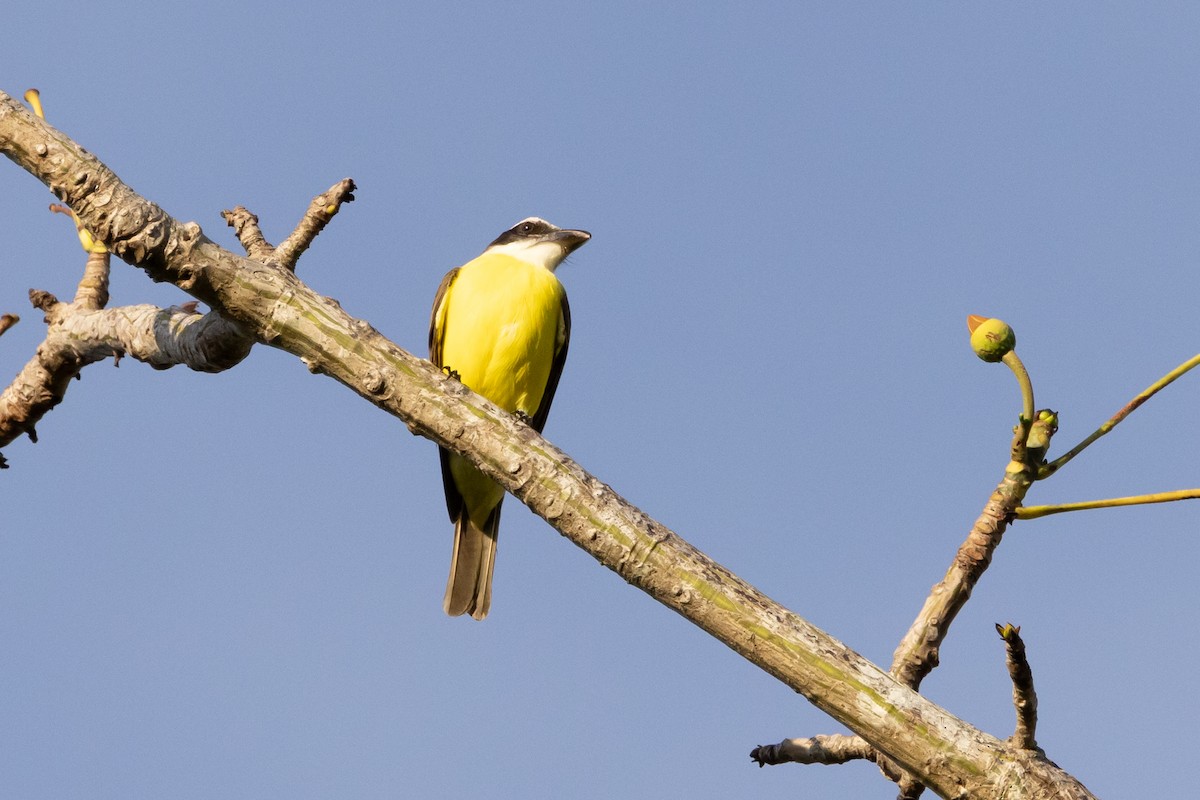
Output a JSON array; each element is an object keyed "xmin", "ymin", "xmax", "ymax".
[{"xmin": 967, "ymin": 315, "xmax": 1016, "ymax": 363}]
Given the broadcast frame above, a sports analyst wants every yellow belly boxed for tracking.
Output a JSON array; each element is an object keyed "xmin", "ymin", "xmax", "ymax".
[
  {"xmin": 437, "ymin": 252, "xmax": 565, "ymax": 526},
  {"xmin": 439, "ymin": 252, "xmax": 564, "ymax": 417}
]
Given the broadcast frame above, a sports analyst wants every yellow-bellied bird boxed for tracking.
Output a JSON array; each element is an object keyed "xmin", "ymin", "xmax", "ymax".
[{"xmin": 429, "ymin": 217, "xmax": 591, "ymax": 620}]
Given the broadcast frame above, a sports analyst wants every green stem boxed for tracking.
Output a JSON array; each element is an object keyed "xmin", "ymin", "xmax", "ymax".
[
  {"xmin": 1016, "ymin": 488, "xmax": 1200, "ymax": 519},
  {"xmin": 1002, "ymin": 350, "xmax": 1035, "ymax": 465},
  {"xmin": 1040, "ymin": 352, "xmax": 1200, "ymax": 479}
]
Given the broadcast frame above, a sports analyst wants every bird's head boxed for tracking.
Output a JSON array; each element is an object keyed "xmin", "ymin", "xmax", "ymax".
[{"xmin": 485, "ymin": 217, "xmax": 591, "ymax": 271}]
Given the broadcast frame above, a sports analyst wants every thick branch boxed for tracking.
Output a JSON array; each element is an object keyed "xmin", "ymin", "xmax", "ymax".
[
  {"xmin": 49, "ymin": 302, "xmax": 253, "ymax": 372},
  {"xmin": 0, "ymin": 239, "xmax": 254, "ymax": 454},
  {"xmin": 760, "ymin": 410, "xmax": 1055, "ymax": 788},
  {"xmin": 0, "ymin": 289, "xmax": 253, "ymax": 452},
  {"xmin": 0, "ymin": 90, "xmax": 1096, "ymax": 799},
  {"xmin": 772, "ymin": 464, "xmax": 1037, "ymax": 794}
]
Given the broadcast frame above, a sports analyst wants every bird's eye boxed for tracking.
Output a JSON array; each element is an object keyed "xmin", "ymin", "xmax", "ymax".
[{"xmin": 519, "ymin": 222, "xmax": 534, "ymax": 234}]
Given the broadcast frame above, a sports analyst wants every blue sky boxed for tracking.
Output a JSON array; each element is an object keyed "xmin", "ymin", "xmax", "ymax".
[{"xmin": 3, "ymin": 3, "xmax": 1199, "ymax": 797}]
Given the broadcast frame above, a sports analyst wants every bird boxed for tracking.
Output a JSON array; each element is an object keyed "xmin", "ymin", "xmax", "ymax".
[{"xmin": 429, "ymin": 217, "xmax": 591, "ymax": 620}]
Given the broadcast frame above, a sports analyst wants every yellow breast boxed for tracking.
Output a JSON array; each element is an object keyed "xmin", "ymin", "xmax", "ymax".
[{"xmin": 437, "ymin": 252, "xmax": 565, "ymax": 417}]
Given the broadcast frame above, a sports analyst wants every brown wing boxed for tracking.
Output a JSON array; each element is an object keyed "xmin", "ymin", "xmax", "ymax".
[
  {"xmin": 428, "ymin": 266, "xmax": 459, "ymax": 369},
  {"xmin": 530, "ymin": 290, "xmax": 570, "ymax": 434},
  {"xmin": 429, "ymin": 267, "xmax": 463, "ymax": 522}
]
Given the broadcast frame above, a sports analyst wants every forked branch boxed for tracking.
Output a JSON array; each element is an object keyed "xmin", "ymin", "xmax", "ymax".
[{"xmin": 0, "ymin": 89, "xmax": 1096, "ymax": 799}]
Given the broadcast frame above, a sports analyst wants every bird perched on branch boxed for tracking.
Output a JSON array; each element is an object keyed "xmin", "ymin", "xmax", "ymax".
[{"xmin": 429, "ymin": 217, "xmax": 591, "ymax": 619}]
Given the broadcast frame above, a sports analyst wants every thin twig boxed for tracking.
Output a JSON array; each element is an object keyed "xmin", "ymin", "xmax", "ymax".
[
  {"xmin": 1017, "ymin": 488, "xmax": 1200, "ymax": 519},
  {"xmin": 222, "ymin": 179, "xmax": 356, "ymax": 269},
  {"xmin": 1003, "ymin": 350, "xmax": 1035, "ymax": 465},
  {"xmin": 996, "ymin": 623, "xmax": 1038, "ymax": 751},
  {"xmin": 73, "ymin": 250, "xmax": 110, "ymax": 310},
  {"xmin": 221, "ymin": 206, "xmax": 276, "ymax": 261},
  {"xmin": 750, "ymin": 735, "xmax": 875, "ymax": 767},
  {"xmin": 1040, "ymin": 351, "xmax": 1200, "ymax": 478},
  {"xmin": 0, "ymin": 314, "xmax": 18, "ymax": 337},
  {"xmin": 273, "ymin": 178, "xmax": 356, "ymax": 270}
]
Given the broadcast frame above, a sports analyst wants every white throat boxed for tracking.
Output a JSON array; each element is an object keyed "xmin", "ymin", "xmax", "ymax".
[{"xmin": 485, "ymin": 239, "xmax": 568, "ymax": 272}]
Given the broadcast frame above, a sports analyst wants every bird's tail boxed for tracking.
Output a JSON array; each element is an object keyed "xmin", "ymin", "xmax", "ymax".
[{"xmin": 443, "ymin": 502, "xmax": 502, "ymax": 620}]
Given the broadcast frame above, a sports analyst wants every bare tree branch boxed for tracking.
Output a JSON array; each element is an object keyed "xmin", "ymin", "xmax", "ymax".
[
  {"xmin": 751, "ymin": 735, "xmax": 875, "ymax": 767},
  {"xmin": 1040, "ymin": 351, "xmax": 1200, "ymax": 478},
  {"xmin": 221, "ymin": 206, "xmax": 275, "ymax": 261},
  {"xmin": 890, "ymin": 468, "xmax": 1032, "ymax": 690},
  {"xmin": 0, "ymin": 314, "xmax": 18, "ymax": 337},
  {"xmin": 0, "ymin": 225, "xmax": 254, "ymax": 456},
  {"xmin": 274, "ymin": 178, "xmax": 356, "ymax": 270},
  {"xmin": 0, "ymin": 89, "xmax": 1098, "ymax": 799},
  {"xmin": 72, "ymin": 250, "xmax": 110, "ymax": 309},
  {"xmin": 0, "ymin": 282, "xmax": 254, "ymax": 454},
  {"xmin": 997, "ymin": 623, "xmax": 1039, "ymax": 752},
  {"xmin": 0, "ymin": 288, "xmax": 107, "ymax": 457},
  {"xmin": 221, "ymin": 179, "xmax": 357, "ymax": 270},
  {"xmin": 756, "ymin": 411, "xmax": 1057, "ymax": 791}
]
